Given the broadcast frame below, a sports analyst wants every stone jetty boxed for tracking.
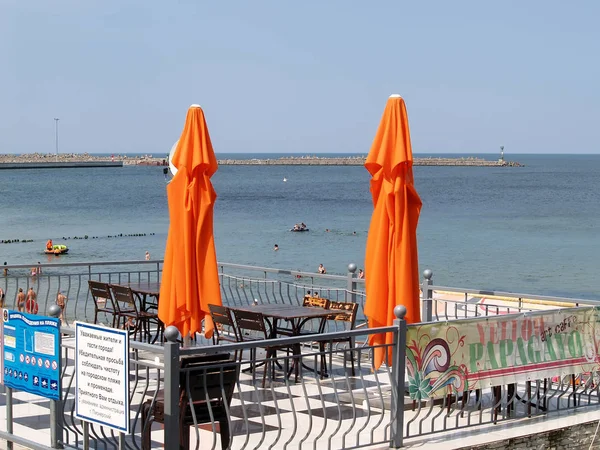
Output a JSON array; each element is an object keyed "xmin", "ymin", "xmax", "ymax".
[
  {"xmin": 0, "ymin": 153, "xmax": 154, "ymax": 169},
  {"xmin": 217, "ymin": 156, "xmax": 523, "ymax": 167},
  {"xmin": 0, "ymin": 153, "xmax": 523, "ymax": 168}
]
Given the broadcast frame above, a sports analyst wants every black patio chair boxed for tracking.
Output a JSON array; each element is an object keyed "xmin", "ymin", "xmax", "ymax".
[
  {"xmin": 232, "ymin": 309, "xmax": 293, "ymax": 386},
  {"xmin": 109, "ymin": 284, "xmax": 163, "ymax": 343},
  {"xmin": 319, "ymin": 300, "xmax": 359, "ymax": 377},
  {"xmin": 141, "ymin": 353, "xmax": 238, "ymax": 450},
  {"xmin": 87, "ymin": 280, "xmax": 118, "ymax": 327},
  {"xmin": 208, "ymin": 304, "xmax": 239, "ymax": 345}
]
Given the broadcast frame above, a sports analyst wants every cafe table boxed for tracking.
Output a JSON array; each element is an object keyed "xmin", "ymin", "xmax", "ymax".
[
  {"xmin": 229, "ymin": 303, "xmax": 349, "ymax": 380},
  {"xmin": 123, "ymin": 281, "xmax": 160, "ymax": 312}
]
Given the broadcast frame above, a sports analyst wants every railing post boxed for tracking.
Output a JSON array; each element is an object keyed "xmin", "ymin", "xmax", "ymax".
[
  {"xmin": 391, "ymin": 305, "xmax": 407, "ymax": 448},
  {"xmin": 346, "ymin": 263, "xmax": 357, "ymax": 304},
  {"xmin": 6, "ymin": 387, "xmax": 13, "ymax": 450},
  {"xmin": 82, "ymin": 422, "xmax": 89, "ymax": 450},
  {"xmin": 48, "ymin": 305, "xmax": 64, "ymax": 448},
  {"xmin": 421, "ymin": 269, "xmax": 433, "ymax": 323},
  {"xmin": 163, "ymin": 326, "xmax": 181, "ymax": 448},
  {"xmin": 346, "ymin": 263, "xmax": 358, "ymax": 364}
]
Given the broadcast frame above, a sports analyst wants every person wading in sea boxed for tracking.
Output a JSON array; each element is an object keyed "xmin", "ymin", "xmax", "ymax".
[
  {"xmin": 26, "ymin": 287, "xmax": 39, "ymax": 314},
  {"xmin": 17, "ymin": 288, "xmax": 25, "ymax": 312},
  {"xmin": 56, "ymin": 291, "xmax": 67, "ymax": 323}
]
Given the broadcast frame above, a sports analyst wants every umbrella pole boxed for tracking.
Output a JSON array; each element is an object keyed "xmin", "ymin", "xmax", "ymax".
[{"xmin": 183, "ymin": 333, "xmax": 192, "ymax": 346}]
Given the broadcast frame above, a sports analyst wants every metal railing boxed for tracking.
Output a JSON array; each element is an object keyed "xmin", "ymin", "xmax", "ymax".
[
  {"xmin": 0, "ymin": 300, "xmax": 599, "ymax": 448},
  {"xmin": 5, "ymin": 261, "xmax": 591, "ymax": 331},
  {"xmin": 404, "ymin": 367, "xmax": 600, "ymax": 440},
  {"xmin": 159, "ymin": 325, "xmax": 402, "ymax": 450},
  {"xmin": 0, "ymin": 307, "xmax": 403, "ymax": 449},
  {"xmin": 419, "ymin": 269, "xmax": 600, "ymax": 322},
  {"xmin": 59, "ymin": 329, "xmax": 166, "ymax": 449},
  {"xmin": 0, "ymin": 260, "xmax": 367, "ymax": 329},
  {"xmin": 0, "ymin": 305, "xmax": 167, "ymax": 450},
  {"xmin": 0, "ymin": 260, "xmax": 162, "ymax": 325},
  {"xmin": 3, "ymin": 261, "xmax": 597, "ymax": 326},
  {"xmin": 2, "ymin": 261, "xmax": 600, "ymax": 449}
]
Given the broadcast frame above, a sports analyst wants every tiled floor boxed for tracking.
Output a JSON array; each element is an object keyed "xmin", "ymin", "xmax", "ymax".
[
  {"xmin": 0, "ymin": 356, "xmax": 394, "ymax": 449},
  {"xmin": 2, "ymin": 350, "xmax": 600, "ymax": 449}
]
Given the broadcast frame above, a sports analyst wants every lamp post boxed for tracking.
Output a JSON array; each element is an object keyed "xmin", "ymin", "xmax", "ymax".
[{"xmin": 54, "ymin": 118, "xmax": 59, "ymax": 160}]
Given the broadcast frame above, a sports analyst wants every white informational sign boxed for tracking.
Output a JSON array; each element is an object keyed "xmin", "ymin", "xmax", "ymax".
[{"xmin": 74, "ymin": 322, "xmax": 130, "ymax": 433}]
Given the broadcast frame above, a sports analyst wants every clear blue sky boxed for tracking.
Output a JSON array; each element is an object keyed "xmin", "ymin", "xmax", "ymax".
[{"xmin": 2, "ymin": 1, "xmax": 599, "ymax": 154}]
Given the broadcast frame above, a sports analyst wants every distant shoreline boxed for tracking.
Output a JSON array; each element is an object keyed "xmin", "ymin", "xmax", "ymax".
[{"xmin": 0, "ymin": 153, "xmax": 523, "ymax": 167}]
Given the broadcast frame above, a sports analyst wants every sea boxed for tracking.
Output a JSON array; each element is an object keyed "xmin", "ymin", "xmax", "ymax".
[{"xmin": 1, "ymin": 153, "xmax": 599, "ymax": 300}]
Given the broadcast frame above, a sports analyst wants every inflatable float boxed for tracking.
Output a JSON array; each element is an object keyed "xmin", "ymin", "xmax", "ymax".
[
  {"xmin": 44, "ymin": 244, "xmax": 69, "ymax": 255},
  {"xmin": 290, "ymin": 223, "xmax": 309, "ymax": 232}
]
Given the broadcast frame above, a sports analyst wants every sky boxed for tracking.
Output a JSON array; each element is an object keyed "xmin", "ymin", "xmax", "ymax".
[{"xmin": 1, "ymin": 1, "xmax": 599, "ymax": 155}]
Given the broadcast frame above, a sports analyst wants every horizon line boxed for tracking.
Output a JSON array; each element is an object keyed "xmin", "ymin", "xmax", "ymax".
[{"xmin": 2, "ymin": 151, "xmax": 599, "ymax": 156}]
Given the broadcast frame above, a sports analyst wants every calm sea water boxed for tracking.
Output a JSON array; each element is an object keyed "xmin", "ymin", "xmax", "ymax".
[{"xmin": 1, "ymin": 153, "xmax": 599, "ymax": 299}]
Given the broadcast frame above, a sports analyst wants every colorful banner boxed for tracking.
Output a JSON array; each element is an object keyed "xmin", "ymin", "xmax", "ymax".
[{"xmin": 405, "ymin": 306, "xmax": 600, "ymax": 400}]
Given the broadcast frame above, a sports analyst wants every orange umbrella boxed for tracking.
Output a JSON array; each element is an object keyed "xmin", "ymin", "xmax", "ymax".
[
  {"xmin": 158, "ymin": 105, "xmax": 221, "ymax": 339},
  {"xmin": 364, "ymin": 95, "xmax": 422, "ymax": 369}
]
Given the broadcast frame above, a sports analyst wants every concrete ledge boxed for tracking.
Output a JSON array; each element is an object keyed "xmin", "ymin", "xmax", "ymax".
[
  {"xmin": 401, "ymin": 407, "xmax": 600, "ymax": 450},
  {"xmin": 0, "ymin": 161, "xmax": 123, "ymax": 169}
]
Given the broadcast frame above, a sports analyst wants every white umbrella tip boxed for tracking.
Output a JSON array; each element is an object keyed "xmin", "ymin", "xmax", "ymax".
[
  {"xmin": 189, "ymin": 104, "xmax": 201, "ymax": 108},
  {"xmin": 389, "ymin": 94, "xmax": 402, "ymax": 98}
]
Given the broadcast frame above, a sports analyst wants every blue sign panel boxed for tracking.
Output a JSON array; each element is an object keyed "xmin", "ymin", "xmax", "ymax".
[{"xmin": 2, "ymin": 311, "xmax": 61, "ymax": 400}]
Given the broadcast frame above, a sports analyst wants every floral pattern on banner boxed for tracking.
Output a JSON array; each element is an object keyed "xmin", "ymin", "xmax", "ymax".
[
  {"xmin": 405, "ymin": 307, "xmax": 600, "ymax": 399},
  {"xmin": 406, "ymin": 325, "xmax": 468, "ymax": 400}
]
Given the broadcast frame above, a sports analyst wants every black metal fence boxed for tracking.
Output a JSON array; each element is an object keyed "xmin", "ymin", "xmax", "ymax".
[
  {"xmin": 0, "ymin": 260, "xmax": 366, "ymax": 328},
  {"xmin": 0, "ymin": 314, "xmax": 402, "ymax": 449},
  {"xmin": 1, "ymin": 261, "xmax": 598, "ymax": 449}
]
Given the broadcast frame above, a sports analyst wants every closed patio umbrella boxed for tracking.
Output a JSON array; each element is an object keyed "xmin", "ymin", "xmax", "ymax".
[
  {"xmin": 158, "ymin": 105, "xmax": 221, "ymax": 339},
  {"xmin": 364, "ymin": 95, "xmax": 422, "ymax": 369}
]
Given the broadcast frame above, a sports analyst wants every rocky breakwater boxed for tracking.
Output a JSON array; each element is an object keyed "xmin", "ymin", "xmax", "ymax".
[
  {"xmin": 218, "ymin": 155, "xmax": 367, "ymax": 166},
  {"xmin": 415, "ymin": 157, "xmax": 523, "ymax": 167},
  {"xmin": 216, "ymin": 156, "xmax": 523, "ymax": 167},
  {"xmin": 0, "ymin": 154, "xmax": 523, "ymax": 167},
  {"xmin": 0, "ymin": 153, "xmax": 165, "ymax": 164},
  {"xmin": 0, "ymin": 153, "xmax": 167, "ymax": 167},
  {"xmin": 0, "ymin": 152, "xmax": 111, "ymax": 163}
]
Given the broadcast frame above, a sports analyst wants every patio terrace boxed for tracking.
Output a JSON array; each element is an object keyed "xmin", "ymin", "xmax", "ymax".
[{"xmin": 0, "ymin": 260, "xmax": 599, "ymax": 449}]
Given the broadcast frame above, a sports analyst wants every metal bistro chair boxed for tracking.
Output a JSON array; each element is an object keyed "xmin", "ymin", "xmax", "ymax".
[
  {"xmin": 277, "ymin": 294, "xmax": 330, "ymax": 338},
  {"xmin": 87, "ymin": 280, "xmax": 118, "ymax": 327},
  {"xmin": 232, "ymin": 309, "xmax": 293, "ymax": 387},
  {"xmin": 141, "ymin": 353, "xmax": 238, "ymax": 450},
  {"xmin": 319, "ymin": 300, "xmax": 359, "ymax": 377},
  {"xmin": 303, "ymin": 294, "xmax": 330, "ymax": 309},
  {"xmin": 302, "ymin": 294, "xmax": 330, "ymax": 333},
  {"xmin": 109, "ymin": 284, "xmax": 162, "ymax": 343},
  {"xmin": 208, "ymin": 305, "xmax": 241, "ymax": 357}
]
